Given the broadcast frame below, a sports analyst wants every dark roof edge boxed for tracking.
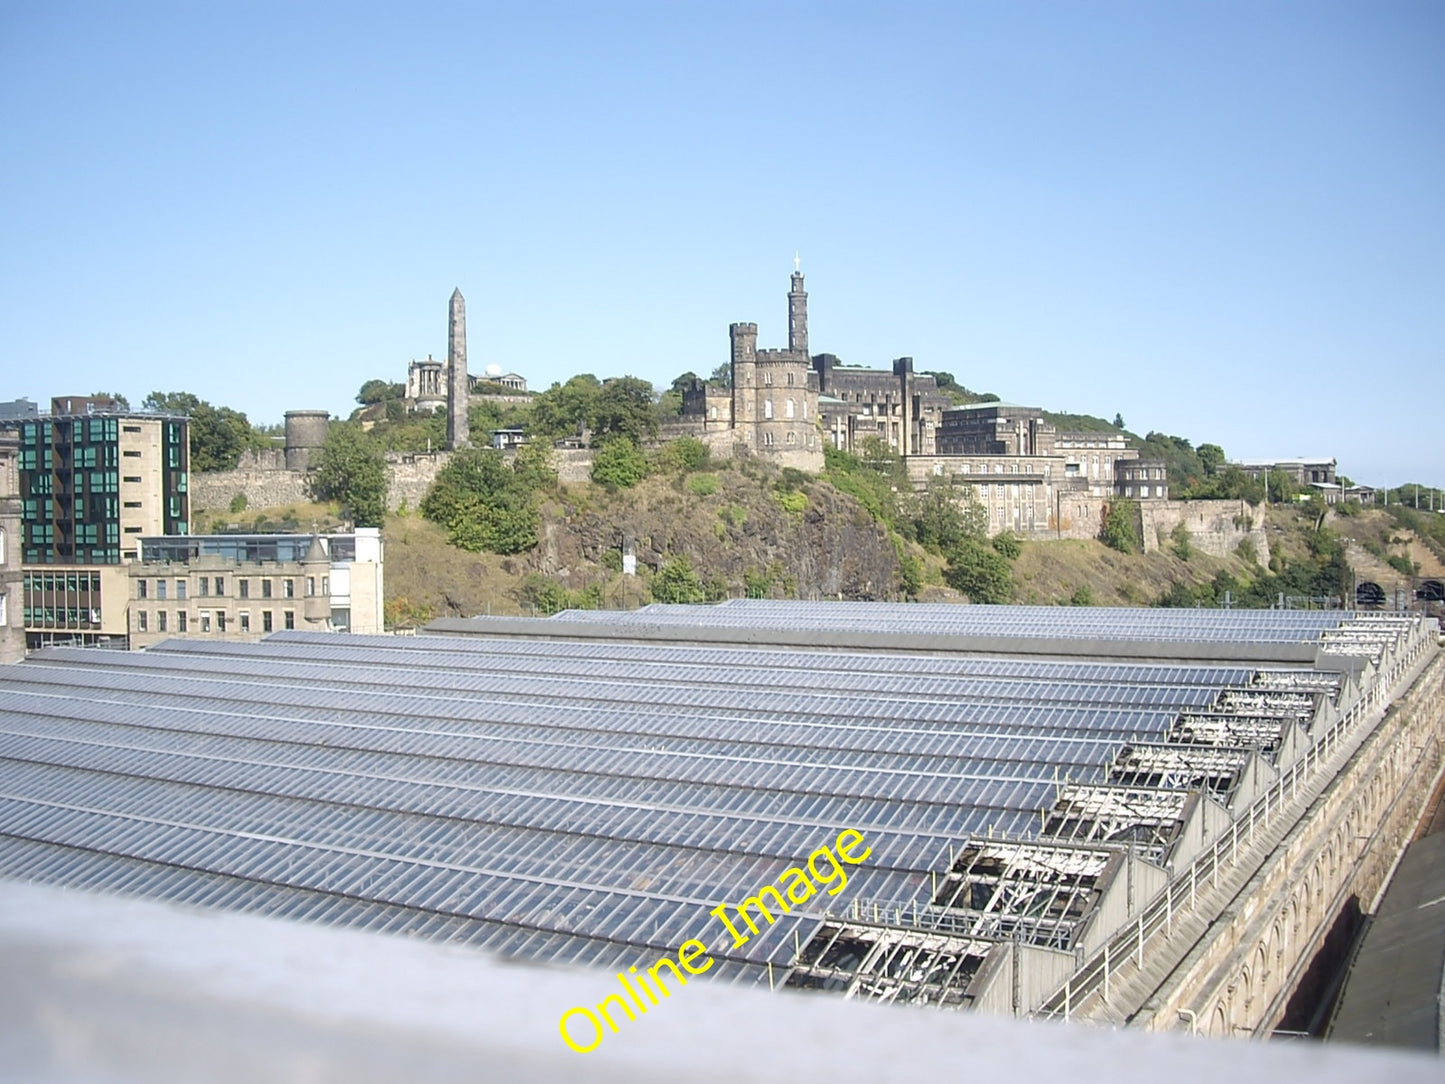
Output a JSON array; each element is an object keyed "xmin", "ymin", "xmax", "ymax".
[{"xmin": 420, "ymin": 616, "xmax": 1323, "ymax": 665}]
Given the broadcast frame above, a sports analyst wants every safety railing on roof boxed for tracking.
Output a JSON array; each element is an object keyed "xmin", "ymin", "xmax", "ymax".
[{"xmin": 1032, "ymin": 633, "xmax": 1433, "ymax": 1021}]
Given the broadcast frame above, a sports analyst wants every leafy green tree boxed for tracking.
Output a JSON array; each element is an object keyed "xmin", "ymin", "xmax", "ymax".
[
  {"xmin": 93, "ymin": 391, "xmax": 131, "ymax": 410},
  {"xmin": 591, "ymin": 437, "xmax": 649, "ymax": 488},
  {"xmin": 591, "ymin": 376, "xmax": 658, "ymax": 444},
  {"xmin": 142, "ymin": 391, "xmax": 254, "ymax": 472},
  {"xmin": 708, "ymin": 362, "xmax": 732, "ymax": 384},
  {"xmin": 1101, "ymin": 499, "xmax": 1141, "ymax": 554},
  {"xmin": 943, "ymin": 537, "xmax": 1013, "ymax": 603},
  {"xmin": 357, "ymin": 379, "xmax": 405, "ymax": 404},
  {"xmin": 991, "ymin": 531, "xmax": 1022, "ymax": 560},
  {"xmin": 904, "ymin": 479, "xmax": 985, "ymax": 555},
  {"xmin": 1113, "ymin": 413, "xmax": 1125, "ymax": 429},
  {"xmin": 1266, "ymin": 469, "xmax": 1298, "ymax": 504},
  {"xmin": 1171, "ymin": 521, "xmax": 1194, "ymax": 560},
  {"xmin": 1197, "ymin": 443, "xmax": 1225, "ymax": 477},
  {"xmin": 650, "ymin": 436, "xmax": 709, "ymax": 475},
  {"xmin": 652, "ymin": 556, "xmax": 707, "ymax": 603},
  {"xmin": 530, "ymin": 374, "xmax": 602, "ymax": 440},
  {"xmin": 314, "ymin": 423, "xmax": 387, "ymax": 527},
  {"xmin": 421, "ymin": 447, "xmax": 545, "ymax": 554}
]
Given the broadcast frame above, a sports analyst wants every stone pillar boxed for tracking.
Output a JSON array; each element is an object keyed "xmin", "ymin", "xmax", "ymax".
[
  {"xmin": 893, "ymin": 357, "xmax": 914, "ymax": 456},
  {"xmin": 447, "ymin": 288, "xmax": 470, "ymax": 450},
  {"xmin": 788, "ymin": 270, "xmax": 808, "ymax": 356},
  {"xmin": 0, "ymin": 430, "xmax": 23, "ymax": 662}
]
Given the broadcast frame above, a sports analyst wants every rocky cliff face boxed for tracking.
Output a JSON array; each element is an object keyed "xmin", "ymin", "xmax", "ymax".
[{"xmin": 535, "ymin": 464, "xmax": 904, "ymax": 601}]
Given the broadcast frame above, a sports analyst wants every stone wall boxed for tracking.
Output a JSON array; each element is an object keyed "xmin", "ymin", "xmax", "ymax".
[
  {"xmin": 1053, "ymin": 495, "xmax": 1270, "ymax": 563},
  {"xmin": 1139, "ymin": 499, "xmax": 1270, "ymax": 563},
  {"xmin": 386, "ymin": 453, "xmax": 450, "ymax": 512},
  {"xmin": 191, "ymin": 468, "xmax": 312, "ymax": 513}
]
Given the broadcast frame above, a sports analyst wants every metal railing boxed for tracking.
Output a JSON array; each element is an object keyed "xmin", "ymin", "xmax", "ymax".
[{"xmin": 1033, "ymin": 638, "xmax": 1433, "ymax": 1021}]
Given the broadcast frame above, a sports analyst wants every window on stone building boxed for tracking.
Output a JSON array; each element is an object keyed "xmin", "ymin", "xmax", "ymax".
[
  {"xmin": 198, "ymin": 577, "xmax": 208, "ymax": 597},
  {"xmin": 802, "ymin": 400, "xmax": 808, "ymax": 420},
  {"xmin": 786, "ymin": 372, "xmax": 794, "ymax": 386},
  {"xmin": 284, "ymin": 610, "xmax": 295, "ymax": 630},
  {"xmin": 764, "ymin": 400, "xmax": 773, "ymax": 420},
  {"xmin": 785, "ymin": 399, "xmax": 795, "ymax": 419},
  {"xmin": 176, "ymin": 580, "xmax": 186, "ymax": 600},
  {"xmin": 157, "ymin": 611, "xmax": 167, "ymax": 632},
  {"xmin": 239, "ymin": 579, "xmax": 250, "ymax": 599},
  {"xmin": 763, "ymin": 432, "xmax": 774, "ymax": 446},
  {"xmin": 284, "ymin": 578, "xmax": 295, "ymax": 599},
  {"xmin": 177, "ymin": 611, "xmax": 187, "ymax": 632},
  {"xmin": 787, "ymin": 432, "xmax": 795, "ymax": 444},
  {"xmin": 306, "ymin": 577, "xmax": 315, "ymax": 597},
  {"xmin": 200, "ymin": 612, "xmax": 211, "ymax": 632},
  {"xmin": 321, "ymin": 576, "xmax": 328, "ymax": 595},
  {"xmin": 240, "ymin": 612, "xmax": 250, "ymax": 633},
  {"xmin": 214, "ymin": 577, "xmax": 224, "ymax": 596},
  {"xmin": 216, "ymin": 612, "xmax": 226, "ymax": 633},
  {"xmin": 263, "ymin": 611, "xmax": 273, "ymax": 632},
  {"xmin": 764, "ymin": 372, "xmax": 772, "ymax": 386},
  {"xmin": 262, "ymin": 579, "xmax": 272, "ymax": 599},
  {"xmin": 138, "ymin": 579, "xmax": 148, "ymax": 600},
  {"xmin": 137, "ymin": 611, "xmax": 147, "ymax": 633}
]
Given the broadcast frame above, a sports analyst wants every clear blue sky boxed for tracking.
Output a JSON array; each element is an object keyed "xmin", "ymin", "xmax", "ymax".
[{"xmin": 2, "ymin": 1, "xmax": 1441, "ymax": 486}]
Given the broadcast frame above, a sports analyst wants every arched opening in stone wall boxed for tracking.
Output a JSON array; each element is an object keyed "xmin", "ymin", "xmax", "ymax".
[
  {"xmin": 1211, "ymin": 1003, "xmax": 1229, "ymax": 1038},
  {"xmin": 1272, "ymin": 894, "xmax": 1366, "ymax": 1037}
]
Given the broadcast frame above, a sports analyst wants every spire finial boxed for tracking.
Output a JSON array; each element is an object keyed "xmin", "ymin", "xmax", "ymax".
[{"xmin": 794, "ymin": 251, "xmax": 801, "ymax": 273}]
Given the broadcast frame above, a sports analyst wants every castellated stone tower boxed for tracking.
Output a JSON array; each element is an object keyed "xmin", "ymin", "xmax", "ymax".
[
  {"xmin": 446, "ymin": 288, "xmax": 470, "ymax": 450},
  {"xmin": 726, "ymin": 267, "xmax": 821, "ymax": 470}
]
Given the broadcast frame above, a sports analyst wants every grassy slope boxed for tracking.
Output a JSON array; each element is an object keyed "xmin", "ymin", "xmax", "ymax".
[{"xmin": 230, "ymin": 493, "xmax": 1440, "ymax": 624}]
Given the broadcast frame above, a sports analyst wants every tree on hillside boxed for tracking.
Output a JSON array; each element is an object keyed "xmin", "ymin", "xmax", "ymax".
[
  {"xmin": 904, "ymin": 478, "xmax": 985, "ymax": 555},
  {"xmin": 591, "ymin": 436, "xmax": 649, "ymax": 488},
  {"xmin": 591, "ymin": 376, "xmax": 658, "ymax": 444},
  {"xmin": 652, "ymin": 556, "xmax": 707, "ymax": 604},
  {"xmin": 1113, "ymin": 413, "xmax": 1125, "ymax": 429},
  {"xmin": 142, "ymin": 391, "xmax": 253, "ymax": 472},
  {"xmin": 657, "ymin": 372, "xmax": 698, "ymax": 417},
  {"xmin": 421, "ymin": 446, "xmax": 550, "ymax": 554},
  {"xmin": 1197, "ymin": 443, "xmax": 1225, "ymax": 477},
  {"xmin": 942, "ymin": 536, "xmax": 1013, "ymax": 603},
  {"xmin": 530, "ymin": 374, "xmax": 601, "ymax": 440},
  {"xmin": 1101, "ymin": 499, "xmax": 1141, "ymax": 554},
  {"xmin": 708, "ymin": 363, "xmax": 731, "ymax": 384},
  {"xmin": 357, "ymin": 379, "xmax": 406, "ymax": 404},
  {"xmin": 314, "ymin": 423, "xmax": 387, "ymax": 527}
]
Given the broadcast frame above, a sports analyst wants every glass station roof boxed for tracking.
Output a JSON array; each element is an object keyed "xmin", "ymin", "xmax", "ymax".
[
  {"xmin": 551, "ymin": 599, "xmax": 1355, "ymax": 643},
  {"xmin": 0, "ymin": 622, "xmax": 1310, "ymax": 983}
]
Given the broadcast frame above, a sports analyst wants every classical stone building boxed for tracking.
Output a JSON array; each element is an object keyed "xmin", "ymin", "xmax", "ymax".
[
  {"xmin": 1233, "ymin": 457, "xmax": 1337, "ymax": 486},
  {"xmin": 405, "ymin": 356, "xmax": 447, "ymax": 414}
]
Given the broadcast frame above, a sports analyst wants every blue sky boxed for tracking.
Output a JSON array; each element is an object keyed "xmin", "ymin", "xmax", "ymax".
[{"xmin": 2, "ymin": 1, "xmax": 1441, "ymax": 485}]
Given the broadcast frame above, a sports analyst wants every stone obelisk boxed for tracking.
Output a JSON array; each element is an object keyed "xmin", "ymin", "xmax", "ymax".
[{"xmin": 446, "ymin": 288, "xmax": 470, "ymax": 450}]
